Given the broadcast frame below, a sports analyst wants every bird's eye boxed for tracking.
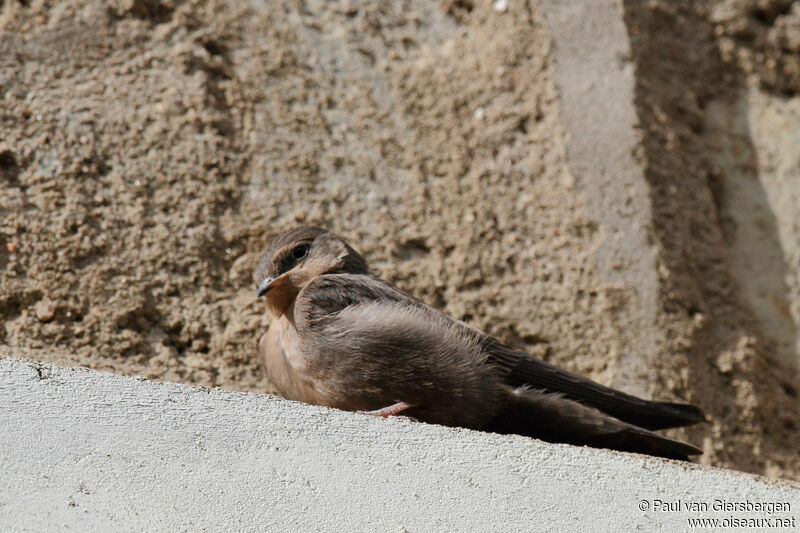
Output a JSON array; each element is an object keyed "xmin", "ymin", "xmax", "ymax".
[{"xmin": 291, "ymin": 244, "xmax": 309, "ymax": 261}]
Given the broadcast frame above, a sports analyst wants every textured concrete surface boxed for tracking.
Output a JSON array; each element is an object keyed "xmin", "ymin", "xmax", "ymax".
[
  {"xmin": 540, "ymin": 0, "xmax": 662, "ymax": 396},
  {"xmin": 706, "ymin": 89, "xmax": 800, "ymax": 368},
  {"xmin": 1, "ymin": 0, "xmax": 799, "ymax": 482},
  {"xmin": 1, "ymin": 358, "xmax": 797, "ymax": 532}
]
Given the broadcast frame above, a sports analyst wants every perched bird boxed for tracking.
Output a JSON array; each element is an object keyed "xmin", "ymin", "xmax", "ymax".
[{"xmin": 254, "ymin": 226, "xmax": 705, "ymax": 460}]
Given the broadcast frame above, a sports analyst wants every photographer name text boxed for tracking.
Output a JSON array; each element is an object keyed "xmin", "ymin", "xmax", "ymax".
[{"xmin": 640, "ymin": 499, "xmax": 791, "ymax": 514}]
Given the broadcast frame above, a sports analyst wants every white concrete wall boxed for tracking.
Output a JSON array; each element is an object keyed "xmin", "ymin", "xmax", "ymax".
[
  {"xmin": 540, "ymin": 0, "xmax": 664, "ymax": 395},
  {"xmin": 1, "ymin": 358, "xmax": 797, "ymax": 532}
]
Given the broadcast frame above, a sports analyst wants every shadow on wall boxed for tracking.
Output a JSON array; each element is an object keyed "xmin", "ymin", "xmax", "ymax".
[
  {"xmin": 705, "ymin": 93, "xmax": 799, "ymax": 369},
  {"xmin": 622, "ymin": 0, "xmax": 800, "ymax": 480}
]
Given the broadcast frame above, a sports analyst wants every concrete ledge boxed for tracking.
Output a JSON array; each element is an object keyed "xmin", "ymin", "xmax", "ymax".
[{"xmin": 1, "ymin": 359, "xmax": 797, "ymax": 531}]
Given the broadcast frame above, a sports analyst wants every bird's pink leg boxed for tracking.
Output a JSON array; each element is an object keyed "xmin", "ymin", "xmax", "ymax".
[{"xmin": 359, "ymin": 401, "xmax": 418, "ymax": 418}]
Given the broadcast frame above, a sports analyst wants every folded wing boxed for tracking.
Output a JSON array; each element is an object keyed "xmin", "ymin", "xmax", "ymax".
[{"xmin": 480, "ymin": 337, "xmax": 706, "ymax": 430}]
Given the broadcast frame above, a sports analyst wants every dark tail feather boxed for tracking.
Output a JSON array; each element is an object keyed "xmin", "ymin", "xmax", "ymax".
[
  {"xmin": 641, "ymin": 401, "xmax": 708, "ymax": 430},
  {"xmin": 603, "ymin": 400, "xmax": 708, "ymax": 431},
  {"xmin": 485, "ymin": 343, "xmax": 707, "ymax": 430},
  {"xmin": 488, "ymin": 387, "xmax": 703, "ymax": 461},
  {"xmin": 585, "ymin": 424, "xmax": 702, "ymax": 461}
]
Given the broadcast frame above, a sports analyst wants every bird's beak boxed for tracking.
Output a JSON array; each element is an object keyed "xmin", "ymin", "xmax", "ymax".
[
  {"xmin": 256, "ymin": 277, "xmax": 277, "ymax": 297},
  {"xmin": 256, "ymin": 263, "xmax": 303, "ymax": 297}
]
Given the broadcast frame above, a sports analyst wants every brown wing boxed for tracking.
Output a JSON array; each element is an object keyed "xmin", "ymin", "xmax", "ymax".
[
  {"xmin": 480, "ymin": 336, "xmax": 706, "ymax": 430},
  {"xmin": 299, "ymin": 273, "xmax": 705, "ymax": 432}
]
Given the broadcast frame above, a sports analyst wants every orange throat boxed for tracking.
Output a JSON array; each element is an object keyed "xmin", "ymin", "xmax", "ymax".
[{"xmin": 265, "ymin": 285, "xmax": 298, "ymax": 320}]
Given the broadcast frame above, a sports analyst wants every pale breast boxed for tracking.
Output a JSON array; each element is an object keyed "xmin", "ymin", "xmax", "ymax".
[{"xmin": 259, "ymin": 315, "xmax": 329, "ymax": 405}]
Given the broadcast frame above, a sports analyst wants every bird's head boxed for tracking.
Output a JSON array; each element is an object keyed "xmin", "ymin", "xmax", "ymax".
[{"xmin": 253, "ymin": 226, "xmax": 369, "ymax": 315}]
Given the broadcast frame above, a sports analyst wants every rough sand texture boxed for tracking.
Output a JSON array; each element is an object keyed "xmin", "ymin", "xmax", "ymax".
[
  {"xmin": 1, "ymin": 0, "xmax": 799, "ymax": 480},
  {"xmin": 621, "ymin": 0, "xmax": 800, "ymax": 481}
]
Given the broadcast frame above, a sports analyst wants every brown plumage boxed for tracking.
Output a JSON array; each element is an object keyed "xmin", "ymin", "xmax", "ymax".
[{"xmin": 253, "ymin": 226, "xmax": 706, "ymax": 460}]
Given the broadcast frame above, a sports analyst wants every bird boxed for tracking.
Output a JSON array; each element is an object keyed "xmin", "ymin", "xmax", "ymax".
[{"xmin": 253, "ymin": 226, "xmax": 706, "ymax": 460}]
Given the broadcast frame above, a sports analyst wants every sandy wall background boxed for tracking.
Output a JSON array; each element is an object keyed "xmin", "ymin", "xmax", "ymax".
[{"xmin": 1, "ymin": 0, "xmax": 799, "ymax": 480}]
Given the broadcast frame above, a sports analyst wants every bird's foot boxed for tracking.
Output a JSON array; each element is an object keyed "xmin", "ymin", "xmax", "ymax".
[{"xmin": 358, "ymin": 401, "xmax": 419, "ymax": 420}]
